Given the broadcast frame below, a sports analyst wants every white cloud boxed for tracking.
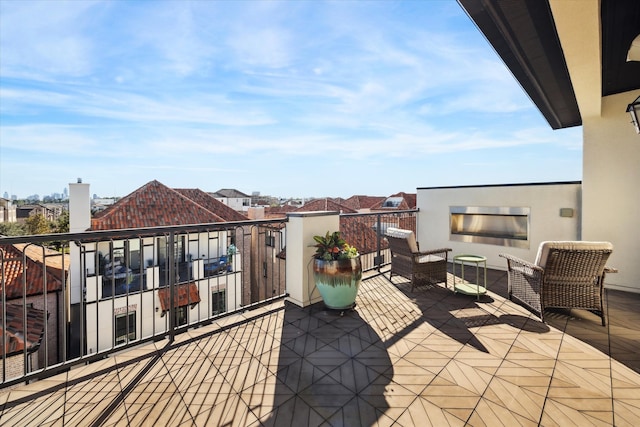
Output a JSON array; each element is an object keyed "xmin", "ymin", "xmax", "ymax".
[
  {"xmin": 0, "ymin": 124, "xmax": 99, "ymax": 153},
  {"xmin": 0, "ymin": 1, "xmax": 582, "ymax": 198},
  {"xmin": 0, "ymin": 1, "xmax": 102, "ymax": 78}
]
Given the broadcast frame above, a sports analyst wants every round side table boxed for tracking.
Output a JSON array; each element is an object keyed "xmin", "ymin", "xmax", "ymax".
[{"xmin": 452, "ymin": 254, "xmax": 487, "ymax": 299}]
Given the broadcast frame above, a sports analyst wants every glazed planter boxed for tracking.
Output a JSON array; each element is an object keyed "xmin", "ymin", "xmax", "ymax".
[{"xmin": 312, "ymin": 257, "xmax": 362, "ymax": 310}]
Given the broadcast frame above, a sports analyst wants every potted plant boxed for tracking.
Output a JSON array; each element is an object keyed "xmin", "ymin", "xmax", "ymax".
[{"xmin": 311, "ymin": 231, "xmax": 362, "ymax": 310}]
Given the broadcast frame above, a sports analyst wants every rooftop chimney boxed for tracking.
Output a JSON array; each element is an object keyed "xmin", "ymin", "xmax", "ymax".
[{"xmin": 69, "ymin": 180, "xmax": 90, "ymax": 232}]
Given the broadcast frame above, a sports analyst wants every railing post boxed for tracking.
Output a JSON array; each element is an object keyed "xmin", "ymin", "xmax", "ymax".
[
  {"xmin": 375, "ymin": 213, "xmax": 382, "ymax": 272},
  {"xmin": 168, "ymin": 232, "xmax": 175, "ymax": 343}
]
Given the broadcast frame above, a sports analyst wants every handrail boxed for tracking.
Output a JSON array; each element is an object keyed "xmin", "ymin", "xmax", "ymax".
[
  {"xmin": 1, "ymin": 211, "xmax": 419, "ymax": 388},
  {"xmin": 1, "ymin": 217, "xmax": 288, "ymax": 388},
  {"xmin": 339, "ymin": 209, "xmax": 419, "ymax": 272}
]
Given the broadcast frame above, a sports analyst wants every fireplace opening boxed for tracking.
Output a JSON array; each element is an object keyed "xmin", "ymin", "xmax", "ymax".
[{"xmin": 450, "ymin": 206, "xmax": 530, "ymax": 248}]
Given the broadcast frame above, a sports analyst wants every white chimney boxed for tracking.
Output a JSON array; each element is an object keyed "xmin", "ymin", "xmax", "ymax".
[
  {"xmin": 69, "ymin": 180, "xmax": 91, "ymax": 305},
  {"xmin": 69, "ymin": 180, "xmax": 91, "ymax": 232}
]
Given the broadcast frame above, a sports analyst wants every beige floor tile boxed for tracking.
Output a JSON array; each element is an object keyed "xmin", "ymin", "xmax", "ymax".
[
  {"xmin": 496, "ymin": 359, "xmax": 555, "ymax": 378},
  {"xmin": 3, "ymin": 271, "xmax": 640, "ymax": 426},
  {"xmin": 419, "ymin": 375, "xmax": 482, "ymax": 412},
  {"xmin": 482, "ymin": 377, "xmax": 546, "ymax": 421},
  {"xmin": 541, "ymin": 399, "xmax": 614, "ymax": 427},
  {"xmin": 613, "ymin": 399, "xmax": 640, "ymax": 427},
  {"xmin": 470, "ymin": 398, "xmax": 540, "ymax": 427},
  {"xmin": 401, "ymin": 396, "xmax": 467, "ymax": 427},
  {"xmin": 440, "ymin": 360, "xmax": 494, "ymax": 395},
  {"xmin": 381, "ymin": 363, "xmax": 436, "ymax": 394},
  {"xmin": 202, "ymin": 393, "xmax": 258, "ymax": 427},
  {"xmin": 550, "ymin": 360, "xmax": 612, "ymax": 397},
  {"xmin": 551, "ymin": 397, "xmax": 613, "ymax": 412}
]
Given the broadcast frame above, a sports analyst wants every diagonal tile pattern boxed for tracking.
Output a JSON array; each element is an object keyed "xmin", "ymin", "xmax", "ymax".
[{"xmin": 1, "ymin": 269, "xmax": 639, "ymax": 426}]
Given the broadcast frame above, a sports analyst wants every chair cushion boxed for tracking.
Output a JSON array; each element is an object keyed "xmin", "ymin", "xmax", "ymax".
[
  {"xmin": 386, "ymin": 227, "xmax": 419, "ymax": 252},
  {"xmin": 534, "ymin": 241, "xmax": 614, "ymax": 268},
  {"xmin": 416, "ymin": 254, "xmax": 444, "ymax": 263}
]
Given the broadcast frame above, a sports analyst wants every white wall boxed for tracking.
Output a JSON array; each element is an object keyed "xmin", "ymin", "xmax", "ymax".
[
  {"xmin": 548, "ymin": 0, "xmax": 638, "ymax": 292},
  {"xmin": 69, "ymin": 181, "xmax": 91, "ymax": 304},
  {"xmin": 417, "ymin": 183, "xmax": 581, "ymax": 270},
  {"xmin": 581, "ymin": 91, "xmax": 640, "ymax": 292},
  {"xmin": 86, "ymin": 271, "xmax": 242, "ymax": 353},
  {"xmin": 285, "ymin": 211, "xmax": 340, "ymax": 307},
  {"xmin": 83, "ymin": 230, "xmax": 245, "ymax": 352}
]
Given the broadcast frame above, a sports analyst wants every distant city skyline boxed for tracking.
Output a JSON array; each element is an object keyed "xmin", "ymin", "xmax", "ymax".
[
  {"xmin": 3, "ymin": 187, "xmax": 69, "ymax": 202},
  {"xmin": 1, "ymin": 182, "xmax": 336, "ymax": 202},
  {"xmin": 1, "ymin": 1, "xmax": 582, "ymax": 200}
]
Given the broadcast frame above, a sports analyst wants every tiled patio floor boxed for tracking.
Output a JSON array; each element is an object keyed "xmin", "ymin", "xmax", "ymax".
[{"xmin": 1, "ymin": 269, "xmax": 639, "ymax": 426}]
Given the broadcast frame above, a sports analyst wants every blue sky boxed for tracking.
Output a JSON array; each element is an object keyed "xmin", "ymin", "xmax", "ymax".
[{"xmin": 0, "ymin": 0, "xmax": 582, "ymax": 200}]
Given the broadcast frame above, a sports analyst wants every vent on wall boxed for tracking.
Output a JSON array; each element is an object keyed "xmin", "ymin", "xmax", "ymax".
[{"xmin": 450, "ymin": 206, "xmax": 530, "ymax": 249}]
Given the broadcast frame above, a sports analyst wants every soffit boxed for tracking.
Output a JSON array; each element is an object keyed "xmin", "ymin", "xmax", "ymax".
[
  {"xmin": 600, "ymin": 0, "xmax": 640, "ymax": 96},
  {"xmin": 458, "ymin": 0, "xmax": 640, "ymax": 130}
]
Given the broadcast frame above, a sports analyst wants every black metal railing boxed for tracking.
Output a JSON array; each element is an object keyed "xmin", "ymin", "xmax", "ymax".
[
  {"xmin": 340, "ymin": 210, "xmax": 418, "ymax": 272},
  {"xmin": 0, "ymin": 218, "xmax": 287, "ymax": 388},
  {"xmin": 0, "ymin": 209, "xmax": 417, "ymax": 388}
]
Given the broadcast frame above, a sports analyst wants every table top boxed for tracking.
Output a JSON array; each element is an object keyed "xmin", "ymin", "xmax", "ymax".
[{"xmin": 453, "ymin": 254, "xmax": 487, "ymax": 263}]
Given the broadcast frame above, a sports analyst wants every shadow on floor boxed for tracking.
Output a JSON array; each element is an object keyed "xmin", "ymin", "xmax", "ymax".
[
  {"xmin": 469, "ymin": 265, "xmax": 640, "ymax": 374},
  {"xmin": 263, "ymin": 301, "xmax": 393, "ymax": 425}
]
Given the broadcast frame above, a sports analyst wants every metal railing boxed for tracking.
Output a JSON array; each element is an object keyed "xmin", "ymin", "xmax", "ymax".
[
  {"xmin": 0, "ymin": 209, "xmax": 417, "ymax": 388},
  {"xmin": 340, "ymin": 210, "xmax": 418, "ymax": 272},
  {"xmin": 0, "ymin": 218, "xmax": 287, "ymax": 388}
]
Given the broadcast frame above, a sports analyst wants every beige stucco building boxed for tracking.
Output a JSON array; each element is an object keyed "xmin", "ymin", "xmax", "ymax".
[{"xmin": 457, "ymin": 0, "xmax": 640, "ymax": 293}]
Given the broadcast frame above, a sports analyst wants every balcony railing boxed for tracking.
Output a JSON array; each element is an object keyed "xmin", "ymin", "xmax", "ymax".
[
  {"xmin": 340, "ymin": 209, "xmax": 418, "ymax": 272},
  {"xmin": 0, "ymin": 209, "xmax": 417, "ymax": 388},
  {"xmin": 0, "ymin": 218, "xmax": 287, "ymax": 388}
]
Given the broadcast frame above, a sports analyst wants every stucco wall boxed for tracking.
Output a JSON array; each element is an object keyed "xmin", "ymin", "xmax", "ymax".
[
  {"xmin": 417, "ymin": 183, "xmax": 581, "ymax": 271},
  {"xmin": 582, "ymin": 91, "xmax": 640, "ymax": 292}
]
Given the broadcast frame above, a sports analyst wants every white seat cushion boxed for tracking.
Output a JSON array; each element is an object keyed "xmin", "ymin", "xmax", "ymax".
[
  {"xmin": 386, "ymin": 227, "xmax": 419, "ymax": 252},
  {"xmin": 534, "ymin": 241, "xmax": 614, "ymax": 268},
  {"xmin": 416, "ymin": 254, "xmax": 444, "ymax": 263}
]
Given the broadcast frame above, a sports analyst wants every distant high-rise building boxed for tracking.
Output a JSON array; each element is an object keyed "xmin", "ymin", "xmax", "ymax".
[{"xmin": 2, "ymin": 191, "xmax": 8, "ymax": 199}]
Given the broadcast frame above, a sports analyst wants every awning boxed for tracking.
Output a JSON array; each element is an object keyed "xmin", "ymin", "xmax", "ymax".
[
  {"xmin": 1, "ymin": 304, "xmax": 47, "ymax": 357},
  {"xmin": 157, "ymin": 283, "xmax": 201, "ymax": 313}
]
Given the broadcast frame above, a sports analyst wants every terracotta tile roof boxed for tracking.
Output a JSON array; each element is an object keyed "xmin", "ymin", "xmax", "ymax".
[
  {"xmin": 264, "ymin": 205, "xmax": 296, "ymax": 218},
  {"xmin": 91, "ymin": 180, "xmax": 245, "ymax": 230},
  {"xmin": 370, "ymin": 192, "xmax": 416, "ymax": 210},
  {"xmin": 293, "ymin": 198, "xmax": 357, "ymax": 213},
  {"xmin": 157, "ymin": 283, "xmax": 201, "ymax": 312},
  {"xmin": 1, "ymin": 304, "xmax": 46, "ymax": 356},
  {"xmin": 0, "ymin": 244, "xmax": 67, "ymax": 299},
  {"xmin": 340, "ymin": 220, "xmax": 382, "ymax": 255},
  {"xmin": 395, "ymin": 192, "xmax": 416, "ymax": 209},
  {"xmin": 343, "ymin": 195, "xmax": 386, "ymax": 211},
  {"xmin": 174, "ymin": 188, "xmax": 248, "ymax": 222}
]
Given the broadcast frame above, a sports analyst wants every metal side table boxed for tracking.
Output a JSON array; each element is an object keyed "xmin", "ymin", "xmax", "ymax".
[{"xmin": 453, "ymin": 254, "xmax": 487, "ymax": 299}]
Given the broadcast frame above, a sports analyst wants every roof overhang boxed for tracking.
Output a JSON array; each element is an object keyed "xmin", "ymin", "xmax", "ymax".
[{"xmin": 458, "ymin": 0, "xmax": 640, "ymax": 130}]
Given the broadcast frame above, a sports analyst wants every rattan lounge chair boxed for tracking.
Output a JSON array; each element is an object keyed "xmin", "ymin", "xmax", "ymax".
[
  {"xmin": 500, "ymin": 241, "xmax": 617, "ymax": 326},
  {"xmin": 385, "ymin": 227, "xmax": 451, "ymax": 291}
]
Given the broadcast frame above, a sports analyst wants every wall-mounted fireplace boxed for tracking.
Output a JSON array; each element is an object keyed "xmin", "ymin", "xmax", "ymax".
[{"xmin": 450, "ymin": 206, "xmax": 530, "ymax": 249}]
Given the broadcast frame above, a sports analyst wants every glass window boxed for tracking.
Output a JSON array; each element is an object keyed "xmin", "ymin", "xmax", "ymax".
[
  {"xmin": 174, "ymin": 306, "xmax": 188, "ymax": 327},
  {"xmin": 115, "ymin": 312, "xmax": 136, "ymax": 345},
  {"xmin": 212, "ymin": 290, "xmax": 226, "ymax": 316}
]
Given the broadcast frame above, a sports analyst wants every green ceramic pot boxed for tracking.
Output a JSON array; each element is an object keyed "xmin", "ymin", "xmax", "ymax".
[{"xmin": 312, "ymin": 257, "xmax": 362, "ymax": 310}]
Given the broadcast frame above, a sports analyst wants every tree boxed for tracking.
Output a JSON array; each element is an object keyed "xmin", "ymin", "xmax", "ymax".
[
  {"xmin": 25, "ymin": 213, "xmax": 51, "ymax": 235},
  {"xmin": 0, "ymin": 222, "xmax": 26, "ymax": 236},
  {"xmin": 54, "ymin": 210, "xmax": 69, "ymax": 233}
]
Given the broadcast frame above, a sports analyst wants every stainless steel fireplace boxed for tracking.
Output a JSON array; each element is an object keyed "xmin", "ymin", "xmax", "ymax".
[{"xmin": 450, "ymin": 206, "xmax": 530, "ymax": 248}]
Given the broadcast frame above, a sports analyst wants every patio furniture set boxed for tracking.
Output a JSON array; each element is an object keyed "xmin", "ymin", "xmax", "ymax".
[{"xmin": 385, "ymin": 227, "xmax": 615, "ymax": 326}]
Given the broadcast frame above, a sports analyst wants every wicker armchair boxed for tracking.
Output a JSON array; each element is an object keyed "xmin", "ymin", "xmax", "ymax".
[
  {"xmin": 385, "ymin": 228, "xmax": 452, "ymax": 291},
  {"xmin": 500, "ymin": 241, "xmax": 617, "ymax": 326}
]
